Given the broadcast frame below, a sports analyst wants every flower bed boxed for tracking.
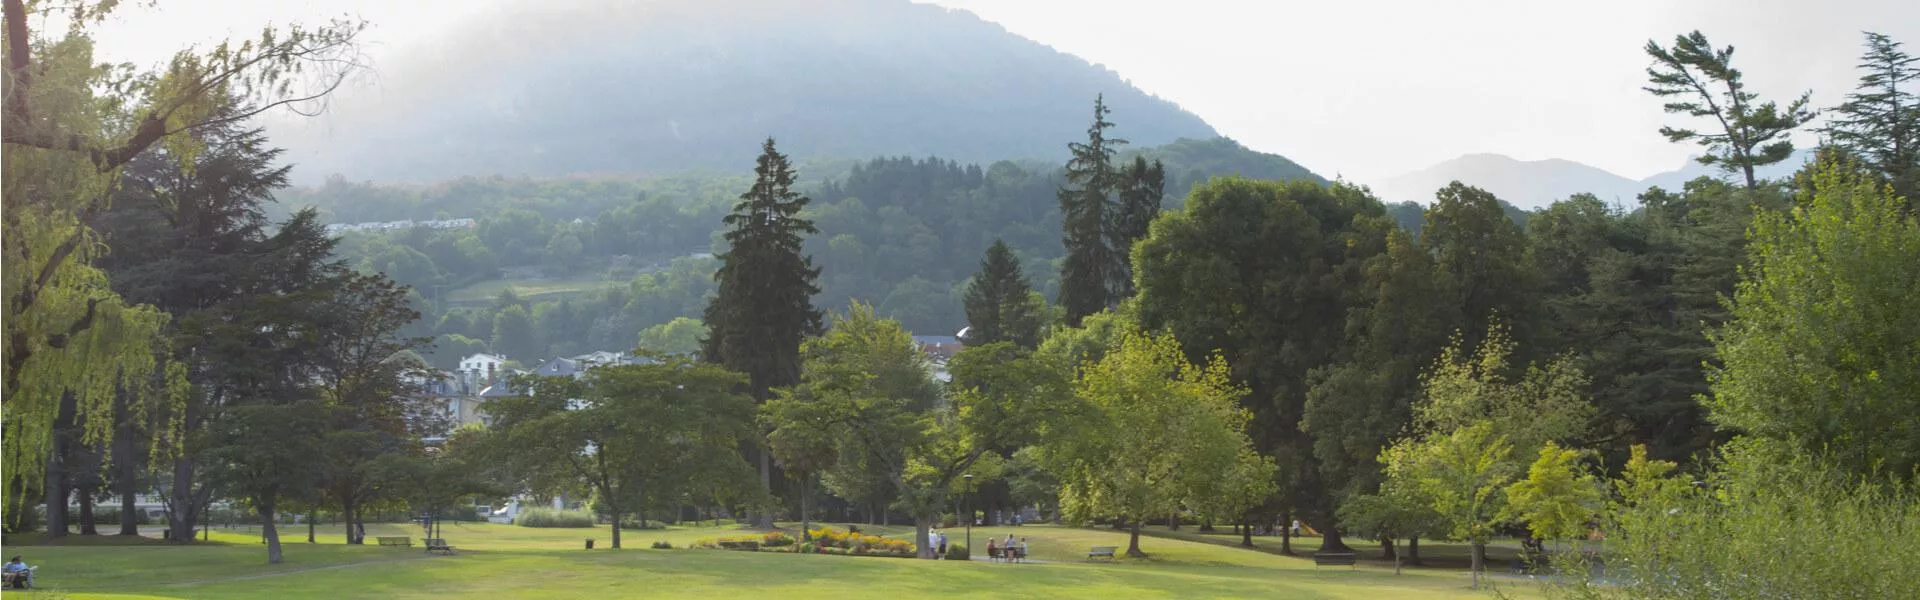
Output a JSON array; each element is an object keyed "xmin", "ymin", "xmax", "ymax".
[{"xmin": 693, "ymin": 527, "xmax": 915, "ymax": 558}]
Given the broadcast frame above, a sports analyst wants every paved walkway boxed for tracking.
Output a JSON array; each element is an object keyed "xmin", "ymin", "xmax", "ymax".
[{"xmin": 968, "ymin": 555, "xmax": 1049, "ymax": 564}]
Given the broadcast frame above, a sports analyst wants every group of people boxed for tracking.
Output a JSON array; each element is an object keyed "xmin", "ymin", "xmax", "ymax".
[
  {"xmin": 927, "ymin": 530, "xmax": 1031, "ymax": 563},
  {"xmin": 984, "ymin": 534, "xmax": 1030, "ymax": 563},
  {"xmin": 4, "ymin": 556, "xmax": 34, "ymax": 589}
]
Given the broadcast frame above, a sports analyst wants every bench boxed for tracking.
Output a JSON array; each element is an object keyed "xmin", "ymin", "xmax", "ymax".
[
  {"xmin": 1313, "ymin": 552, "xmax": 1357, "ymax": 568},
  {"xmin": 1088, "ymin": 546, "xmax": 1118, "ymax": 559},
  {"xmin": 717, "ymin": 540, "xmax": 761, "ymax": 551},
  {"xmin": 376, "ymin": 536, "xmax": 412, "ymax": 547},
  {"xmin": 425, "ymin": 538, "xmax": 456, "ymax": 555}
]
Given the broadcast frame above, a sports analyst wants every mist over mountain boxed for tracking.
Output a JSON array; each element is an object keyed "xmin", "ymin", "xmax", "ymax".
[
  {"xmin": 273, "ymin": 0, "xmax": 1218, "ymax": 184},
  {"xmin": 1371, "ymin": 149, "xmax": 1819, "ymax": 210}
]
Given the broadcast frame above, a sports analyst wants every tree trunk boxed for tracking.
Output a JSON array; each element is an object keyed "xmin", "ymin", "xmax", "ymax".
[
  {"xmin": 167, "ymin": 454, "xmax": 199, "ymax": 543},
  {"xmin": 113, "ymin": 384, "xmax": 141, "ymax": 536},
  {"xmin": 1168, "ymin": 510, "xmax": 1180, "ymax": 531},
  {"xmin": 343, "ymin": 497, "xmax": 357, "ymax": 544},
  {"xmin": 78, "ymin": 485, "xmax": 97, "ymax": 534},
  {"xmin": 45, "ymin": 392, "xmax": 76, "ymax": 538},
  {"xmin": 1379, "ymin": 534, "xmax": 1397, "ymax": 560},
  {"xmin": 1199, "ymin": 518, "xmax": 1214, "ymax": 533},
  {"xmin": 914, "ymin": 518, "xmax": 934, "ymax": 559},
  {"xmin": 1470, "ymin": 542, "xmax": 1486, "ymax": 589},
  {"xmin": 1126, "ymin": 519, "xmax": 1148, "ymax": 558},
  {"xmin": 1407, "ymin": 536, "xmax": 1423, "ymax": 566},
  {"xmin": 260, "ymin": 502, "xmax": 284, "ymax": 564},
  {"xmin": 1280, "ymin": 515, "xmax": 1292, "ymax": 555},
  {"xmin": 799, "ymin": 473, "xmax": 811, "ymax": 541},
  {"xmin": 1318, "ymin": 521, "xmax": 1353, "ymax": 553},
  {"xmin": 307, "ymin": 509, "xmax": 316, "ymax": 543},
  {"xmin": 611, "ymin": 510, "xmax": 623, "ymax": 549},
  {"xmin": 752, "ymin": 449, "xmax": 773, "ymax": 529},
  {"xmin": 1239, "ymin": 518, "xmax": 1254, "ymax": 547}
]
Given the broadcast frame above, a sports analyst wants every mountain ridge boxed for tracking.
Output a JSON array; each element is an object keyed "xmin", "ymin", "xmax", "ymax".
[{"xmin": 1370, "ymin": 149, "xmax": 1818, "ymax": 210}]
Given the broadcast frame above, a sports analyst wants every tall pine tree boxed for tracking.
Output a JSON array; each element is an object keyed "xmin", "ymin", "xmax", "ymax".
[
  {"xmin": 1824, "ymin": 32, "xmax": 1920, "ymax": 204},
  {"xmin": 1644, "ymin": 31, "xmax": 1816, "ymax": 190},
  {"xmin": 1111, "ymin": 156, "xmax": 1166, "ymax": 299},
  {"xmin": 1058, "ymin": 95, "xmax": 1126, "ymax": 326},
  {"xmin": 960, "ymin": 239, "xmax": 1042, "ymax": 348},
  {"xmin": 702, "ymin": 138, "xmax": 822, "ymax": 527}
]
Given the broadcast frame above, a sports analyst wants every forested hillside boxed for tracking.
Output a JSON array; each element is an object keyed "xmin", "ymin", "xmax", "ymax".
[
  {"xmin": 271, "ymin": 0, "xmax": 1217, "ymax": 183},
  {"xmin": 292, "ymin": 136, "xmax": 1324, "ymax": 368}
]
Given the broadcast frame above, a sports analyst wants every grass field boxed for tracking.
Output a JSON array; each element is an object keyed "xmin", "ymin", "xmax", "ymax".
[
  {"xmin": 444, "ymin": 275, "xmax": 623, "ymax": 304},
  {"xmin": 3, "ymin": 521, "xmax": 1547, "ymax": 599}
]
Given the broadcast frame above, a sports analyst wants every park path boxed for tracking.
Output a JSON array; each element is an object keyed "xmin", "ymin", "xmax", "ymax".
[
  {"xmin": 968, "ymin": 555, "xmax": 1049, "ymax": 564},
  {"xmin": 63, "ymin": 552, "xmax": 440, "ymax": 592}
]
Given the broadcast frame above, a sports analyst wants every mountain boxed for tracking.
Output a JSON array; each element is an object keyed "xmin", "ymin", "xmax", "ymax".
[
  {"xmin": 1369, "ymin": 154, "xmax": 1642, "ymax": 211},
  {"xmin": 1372, "ymin": 149, "xmax": 1821, "ymax": 210},
  {"xmin": 272, "ymin": 0, "xmax": 1219, "ymax": 184}
]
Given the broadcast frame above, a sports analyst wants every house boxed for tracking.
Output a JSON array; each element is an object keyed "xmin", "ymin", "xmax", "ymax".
[
  {"xmin": 912, "ymin": 335, "xmax": 963, "ymax": 360},
  {"xmin": 459, "ymin": 353, "xmax": 508, "ymax": 387}
]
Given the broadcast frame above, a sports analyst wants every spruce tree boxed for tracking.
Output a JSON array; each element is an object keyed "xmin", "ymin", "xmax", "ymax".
[
  {"xmin": 1111, "ymin": 156, "xmax": 1166, "ymax": 298},
  {"xmin": 1824, "ymin": 32, "xmax": 1919, "ymax": 203},
  {"xmin": 1058, "ymin": 95, "xmax": 1126, "ymax": 325},
  {"xmin": 961, "ymin": 239, "xmax": 1042, "ymax": 348},
  {"xmin": 701, "ymin": 138, "xmax": 822, "ymax": 527}
]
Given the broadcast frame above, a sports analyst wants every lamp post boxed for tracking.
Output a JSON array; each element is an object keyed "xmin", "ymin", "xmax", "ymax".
[{"xmin": 963, "ymin": 473, "xmax": 974, "ymax": 557}]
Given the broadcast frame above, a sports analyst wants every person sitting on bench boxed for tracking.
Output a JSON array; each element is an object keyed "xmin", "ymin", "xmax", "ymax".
[{"xmin": 4, "ymin": 556, "xmax": 33, "ymax": 589}]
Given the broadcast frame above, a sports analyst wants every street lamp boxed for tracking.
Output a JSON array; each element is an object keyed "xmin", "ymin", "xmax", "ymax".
[{"xmin": 963, "ymin": 473, "xmax": 974, "ymax": 557}]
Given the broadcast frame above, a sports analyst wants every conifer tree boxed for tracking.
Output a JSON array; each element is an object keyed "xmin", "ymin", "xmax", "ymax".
[
  {"xmin": 960, "ymin": 240, "xmax": 1041, "ymax": 348},
  {"xmin": 1644, "ymin": 30, "xmax": 1816, "ymax": 190},
  {"xmin": 702, "ymin": 138, "xmax": 822, "ymax": 526},
  {"xmin": 1111, "ymin": 156, "xmax": 1166, "ymax": 298},
  {"xmin": 1824, "ymin": 32, "xmax": 1920, "ymax": 203},
  {"xmin": 1057, "ymin": 95, "xmax": 1125, "ymax": 326}
]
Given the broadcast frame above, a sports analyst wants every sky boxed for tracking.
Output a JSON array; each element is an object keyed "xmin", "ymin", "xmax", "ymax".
[{"xmin": 75, "ymin": 0, "xmax": 1920, "ymax": 183}]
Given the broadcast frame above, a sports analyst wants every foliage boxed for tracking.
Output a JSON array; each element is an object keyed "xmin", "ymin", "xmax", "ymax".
[
  {"xmin": 1043, "ymin": 330, "xmax": 1271, "ymax": 558},
  {"xmin": 1704, "ymin": 156, "xmax": 1920, "ymax": 480},
  {"xmin": 1644, "ymin": 30, "xmax": 1816, "ymax": 189},
  {"xmin": 1502, "ymin": 443, "xmax": 1601, "ymax": 542},
  {"xmin": 1133, "ymin": 176, "xmax": 1392, "ymax": 545},
  {"xmin": 512, "ymin": 508, "xmax": 595, "ymax": 528},
  {"xmin": 636, "ymin": 317, "xmax": 707, "ymax": 356},
  {"xmin": 1820, "ymin": 32, "xmax": 1920, "ymax": 203},
  {"xmin": 959, "ymin": 240, "xmax": 1043, "ymax": 348},
  {"xmin": 1057, "ymin": 95, "xmax": 1126, "ymax": 325},
  {"xmin": 651, "ymin": 540, "xmax": 674, "ymax": 549}
]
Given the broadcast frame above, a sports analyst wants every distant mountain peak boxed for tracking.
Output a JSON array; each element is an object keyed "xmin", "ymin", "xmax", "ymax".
[
  {"xmin": 272, "ymin": 0, "xmax": 1220, "ymax": 184},
  {"xmin": 1373, "ymin": 148, "xmax": 1818, "ymax": 210}
]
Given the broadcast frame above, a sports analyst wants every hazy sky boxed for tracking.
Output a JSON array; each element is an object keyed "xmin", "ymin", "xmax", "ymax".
[{"xmin": 79, "ymin": 0, "xmax": 1920, "ymax": 182}]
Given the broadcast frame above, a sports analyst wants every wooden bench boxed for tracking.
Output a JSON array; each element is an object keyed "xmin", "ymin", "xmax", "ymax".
[
  {"xmin": 425, "ymin": 538, "xmax": 456, "ymax": 555},
  {"xmin": 717, "ymin": 540, "xmax": 761, "ymax": 551},
  {"xmin": 376, "ymin": 536, "xmax": 412, "ymax": 547},
  {"xmin": 1088, "ymin": 546, "xmax": 1118, "ymax": 559},
  {"xmin": 1313, "ymin": 552, "xmax": 1357, "ymax": 568}
]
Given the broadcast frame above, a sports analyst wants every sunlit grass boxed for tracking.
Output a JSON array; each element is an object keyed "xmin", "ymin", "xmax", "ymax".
[{"xmin": 8, "ymin": 522, "xmax": 1544, "ymax": 599}]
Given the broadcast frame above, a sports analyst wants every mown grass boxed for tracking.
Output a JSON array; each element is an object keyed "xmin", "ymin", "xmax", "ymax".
[{"xmin": 6, "ymin": 522, "xmax": 1543, "ymax": 599}]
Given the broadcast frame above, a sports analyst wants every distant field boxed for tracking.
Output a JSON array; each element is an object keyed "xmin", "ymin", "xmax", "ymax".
[
  {"xmin": 444, "ymin": 275, "xmax": 625, "ymax": 304},
  {"xmin": 11, "ymin": 522, "xmax": 1544, "ymax": 599}
]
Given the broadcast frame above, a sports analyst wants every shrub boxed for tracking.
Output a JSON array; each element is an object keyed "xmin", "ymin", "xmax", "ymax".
[
  {"xmin": 651, "ymin": 540, "xmax": 673, "ymax": 549},
  {"xmin": 513, "ymin": 508, "xmax": 596, "ymax": 528},
  {"xmin": 946, "ymin": 543, "xmax": 968, "ymax": 561},
  {"xmin": 92, "ymin": 508, "xmax": 154, "ymax": 526},
  {"xmin": 761, "ymin": 531, "xmax": 796, "ymax": 547}
]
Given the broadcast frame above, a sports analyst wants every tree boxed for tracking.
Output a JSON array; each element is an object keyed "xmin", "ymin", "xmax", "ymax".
[
  {"xmin": 1044, "ymin": 330, "xmax": 1273, "ymax": 558},
  {"xmin": 1110, "ymin": 156, "xmax": 1165, "ymax": 298},
  {"xmin": 959, "ymin": 240, "xmax": 1042, "ymax": 348},
  {"xmin": 1134, "ymin": 177, "xmax": 1393, "ymax": 552},
  {"xmin": 310, "ymin": 274, "xmax": 435, "ymax": 544},
  {"xmin": 1644, "ymin": 30, "xmax": 1816, "ymax": 190},
  {"xmin": 1704, "ymin": 156, "xmax": 1920, "ymax": 480},
  {"xmin": 1824, "ymin": 32, "xmax": 1920, "ymax": 204},
  {"xmin": 491, "ymin": 304, "xmax": 538, "ymax": 362},
  {"xmin": 702, "ymin": 138, "xmax": 823, "ymax": 527},
  {"xmin": 1503, "ymin": 442, "xmax": 1601, "ymax": 546},
  {"xmin": 207, "ymin": 401, "xmax": 328, "ymax": 564},
  {"xmin": 2, "ymin": 1, "xmax": 364, "ymax": 491},
  {"xmin": 1057, "ymin": 95, "xmax": 1126, "ymax": 325},
  {"xmin": 485, "ymin": 354, "xmax": 757, "ymax": 549},
  {"xmin": 1423, "ymin": 182, "xmax": 1540, "ymax": 355},
  {"xmin": 636, "ymin": 317, "xmax": 707, "ymax": 356},
  {"xmin": 1388, "ymin": 424, "xmax": 1513, "ymax": 588}
]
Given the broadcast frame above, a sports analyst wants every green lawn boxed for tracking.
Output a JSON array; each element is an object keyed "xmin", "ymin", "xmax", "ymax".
[
  {"xmin": 4, "ymin": 522, "xmax": 1546, "ymax": 599},
  {"xmin": 444, "ymin": 275, "xmax": 622, "ymax": 304}
]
